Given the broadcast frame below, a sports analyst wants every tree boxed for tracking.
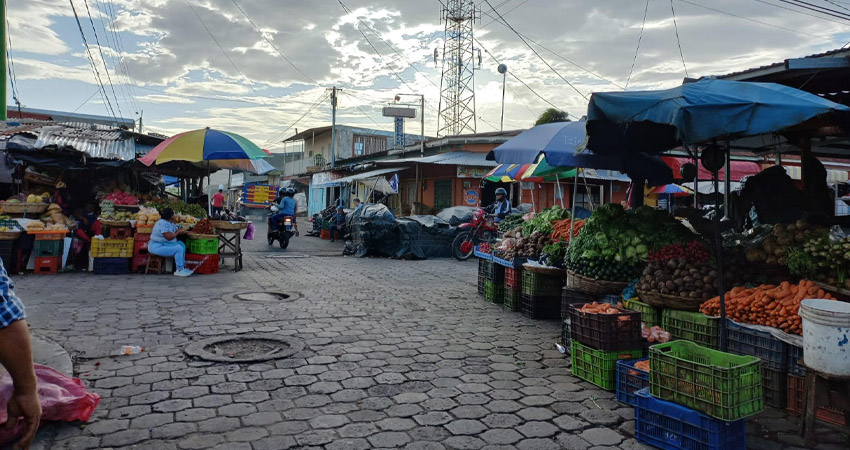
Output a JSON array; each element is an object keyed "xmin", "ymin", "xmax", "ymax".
[{"xmin": 534, "ymin": 108, "xmax": 571, "ymax": 126}]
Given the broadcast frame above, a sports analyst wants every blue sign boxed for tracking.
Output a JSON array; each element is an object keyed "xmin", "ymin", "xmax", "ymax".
[{"xmin": 394, "ymin": 117, "xmax": 404, "ymax": 148}]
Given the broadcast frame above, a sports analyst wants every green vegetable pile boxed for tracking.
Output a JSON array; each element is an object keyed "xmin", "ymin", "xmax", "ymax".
[
  {"xmin": 144, "ymin": 200, "xmax": 207, "ymax": 218},
  {"xmin": 566, "ymin": 204, "xmax": 694, "ymax": 281},
  {"xmin": 541, "ymin": 241, "xmax": 568, "ymax": 268},
  {"xmin": 521, "ymin": 206, "xmax": 570, "ymax": 236},
  {"xmin": 787, "ymin": 231, "xmax": 850, "ymax": 288},
  {"xmin": 498, "ymin": 213, "xmax": 524, "ymax": 232}
]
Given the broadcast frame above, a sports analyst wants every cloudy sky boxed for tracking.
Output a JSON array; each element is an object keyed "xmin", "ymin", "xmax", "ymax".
[{"xmin": 7, "ymin": 0, "xmax": 850, "ymax": 150}]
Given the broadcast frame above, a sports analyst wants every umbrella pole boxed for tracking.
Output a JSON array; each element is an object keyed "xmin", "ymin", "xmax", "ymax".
[
  {"xmin": 556, "ymin": 174, "xmax": 564, "ymax": 208},
  {"xmin": 569, "ymin": 171, "xmax": 579, "ymax": 241}
]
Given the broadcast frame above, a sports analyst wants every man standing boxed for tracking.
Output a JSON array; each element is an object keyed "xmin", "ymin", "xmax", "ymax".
[
  {"xmin": 0, "ymin": 260, "xmax": 42, "ymax": 449},
  {"xmin": 211, "ymin": 186, "xmax": 226, "ymax": 217}
]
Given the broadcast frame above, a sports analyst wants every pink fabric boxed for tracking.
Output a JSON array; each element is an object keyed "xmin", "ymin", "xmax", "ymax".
[
  {"xmin": 662, "ymin": 156, "xmax": 760, "ymax": 182},
  {"xmin": 243, "ymin": 222, "xmax": 255, "ymax": 240},
  {"xmin": 0, "ymin": 365, "xmax": 100, "ymax": 446}
]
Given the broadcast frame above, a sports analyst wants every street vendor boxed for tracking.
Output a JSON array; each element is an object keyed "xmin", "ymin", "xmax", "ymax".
[
  {"xmin": 487, "ymin": 187, "xmax": 512, "ymax": 221},
  {"xmin": 330, "ymin": 205, "xmax": 346, "ymax": 243},
  {"xmin": 148, "ymin": 208, "xmax": 193, "ymax": 277}
]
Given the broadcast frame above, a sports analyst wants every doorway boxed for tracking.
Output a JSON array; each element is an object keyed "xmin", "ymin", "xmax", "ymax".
[{"xmin": 434, "ymin": 179, "xmax": 453, "ymax": 211}]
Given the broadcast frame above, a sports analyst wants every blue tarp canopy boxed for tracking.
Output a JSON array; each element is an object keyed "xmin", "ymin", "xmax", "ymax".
[
  {"xmin": 586, "ymin": 78, "xmax": 850, "ymax": 155},
  {"xmin": 486, "ymin": 121, "xmax": 673, "ymax": 185}
]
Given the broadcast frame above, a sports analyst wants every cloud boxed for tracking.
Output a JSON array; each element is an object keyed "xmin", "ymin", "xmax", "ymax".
[{"xmin": 135, "ymin": 94, "xmax": 195, "ymax": 104}]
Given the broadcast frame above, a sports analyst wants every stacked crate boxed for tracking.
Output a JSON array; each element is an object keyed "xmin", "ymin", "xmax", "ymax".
[
  {"xmin": 520, "ymin": 271, "xmax": 563, "ymax": 319},
  {"xmin": 502, "ymin": 267, "xmax": 522, "ymax": 311},
  {"xmin": 726, "ymin": 319, "xmax": 788, "ymax": 409},
  {"xmin": 561, "ymin": 288, "xmax": 597, "ymax": 349},
  {"xmin": 785, "ymin": 343, "xmax": 847, "ymax": 425},
  {"xmin": 482, "ymin": 260, "xmax": 505, "ymax": 304},
  {"xmin": 32, "ymin": 232, "xmax": 64, "ymax": 275},
  {"xmin": 186, "ymin": 236, "xmax": 220, "ymax": 275},
  {"xmin": 477, "ymin": 258, "xmax": 488, "ymax": 295},
  {"xmin": 661, "ymin": 309, "xmax": 718, "ymax": 349},
  {"xmin": 131, "ymin": 233, "xmax": 150, "ymax": 273},
  {"xmin": 89, "ymin": 238, "xmax": 132, "ymax": 275},
  {"xmin": 568, "ymin": 304, "xmax": 643, "ymax": 390}
]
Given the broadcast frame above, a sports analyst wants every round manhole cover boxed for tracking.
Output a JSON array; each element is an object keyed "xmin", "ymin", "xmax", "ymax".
[
  {"xmin": 228, "ymin": 291, "xmax": 300, "ymax": 302},
  {"xmin": 185, "ymin": 334, "xmax": 304, "ymax": 363}
]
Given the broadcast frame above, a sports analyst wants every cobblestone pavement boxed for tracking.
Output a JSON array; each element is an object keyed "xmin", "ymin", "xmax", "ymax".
[{"xmin": 7, "ymin": 223, "xmax": 848, "ymax": 449}]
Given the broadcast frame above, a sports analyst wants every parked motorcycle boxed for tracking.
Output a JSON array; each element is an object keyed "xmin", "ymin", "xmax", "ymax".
[
  {"xmin": 451, "ymin": 208, "xmax": 498, "ymax": 261},
  {"xmin": 267, "ymin": 205, "xmax": 295, "ymax": 249}
]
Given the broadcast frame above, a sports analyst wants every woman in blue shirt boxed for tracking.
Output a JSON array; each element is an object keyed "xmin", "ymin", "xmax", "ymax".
[{"xmin": 148, "ymin": 208, "xmax": 193, "ymax": 277}]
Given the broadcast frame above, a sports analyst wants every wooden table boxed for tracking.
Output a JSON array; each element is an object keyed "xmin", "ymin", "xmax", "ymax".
[
  {"xmin": 800, "ymin": 364, "xmax": 850, "ymax": 445},
  {"xmin": 216, "ymin": 229, "xmax": 243, "ymax": 272}
]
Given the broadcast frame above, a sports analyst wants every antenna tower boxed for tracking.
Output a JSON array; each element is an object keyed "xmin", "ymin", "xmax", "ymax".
[{"xmin": 437, "ymin": 0, "xmax": 479, "ymax": 137}]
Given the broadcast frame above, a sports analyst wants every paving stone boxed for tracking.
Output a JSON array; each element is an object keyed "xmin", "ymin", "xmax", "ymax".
[
  {"xmin": 130, "ymin": 413, "xmax": 173, "ymax": 429},
  {"xmin": 480, "ymin": 428, "xmax": 523, "ymax": 445},
  {"xmin": 85, "ymin": 419, "xmax": 129, "ymax": 435},
  {"xmin": 516, "ymin": 407, "xmax": 556, "ymax": 421},
  {"xmin": 555, "ymin": 433, "xmax": 592, "ymax": 450},
  {"xmin": 218, "ymin": 402, "xmax": 257, "ymax": 417},
  {"xmin": 414, "ymin": 411, "xmax": 454, "ymax": 426},
  {"xmin": 579, "ymin": 408, "xmax": 622, "ymax": 426},
  {"xmin": 151, "ymin": 422, "xmax": 198, "ymax": 439},
  {"xmin": 442, "ymin": 435, "xmax": 486, "ymax": 449},
  {"xmin": 409, "ymin": 426, "xmax": 450, "ymax": 442},
  {"xmin": 242, "ymin": 411, "xmax": 282, "ymax": 426},
  {"xmin": 252, "ymin": 435, "xmax": 299, "ymax": 450},
  {"xmin": 618, "ymin": 438, "xmax": 654, "ymax": 450},
  {"xmin": 480, "ymin": 413, "xmax": 523, "ymax": 429},
  {"xmin": 309, "ymin": 414, "xmax": 350, "ymax": 429},
  {"xmin": 554, "ymin": 414, "xmax": 589, "ymax": 431},
  {"xmin": 450, "ymin": 405, "xmax": 490, "ymax": 419},
  {"xmin": 193, "ymin": 394, "xmax": 232, "ymax": 408},
  {"xmin": 386, "ymin": 403, "xmax": 424, "ymax": 417},
  {"xmin": 516, "ymin": 421, "xmax": 560, "ymax": 438},
  {"xmin": 339, "ymin": 422, "xmax": 379, "ymax": 438},
  {"xmin": 153, "ymin": 399, "xmax": 193, "ymax": 413},
  {"xmin": 197, "ymin": 416, "xmax": 242, "ymax": 433},
  {"xmin": 579, "ymin": 427, "xmax": 624, "ymax": 446},
  {"xmin": 445, "ymin": 419, "xmax": 488, "ymax": 435},
  {"xmin": 405, "ymin": 443, "xmax": 447, "ymax": 450},
  {"xmin": 394, "ymin": 392, "xmax": 429, "ymax": 404},
  {"xmin": 101, "ymin": 429, "xmax": 150, "ymax": 447},
  {"xmin": 175, "ymin": 408, "xmax": 216, "ymax": 422},
  {"xmin": 226, "ymin": 426, "xmax": 270, "ymax": 441},
  {"xmin": 376, "ymin": 417, "xmax": 417, "ymax": 431},
  {"xmin": 171, "ymin": 386, "xmax": 209, "ymax": 399},
  {"xmin": 518, "ymin": 395, "xmax": 555, "ymax": 406},
  {"xmin": 332, "ymin": 389, "xmax": 368, "ymax": 403},
  {"xmin": 484, "ymin": 400, "xmax": 523, "ymax": 413},
  {"xmin": 108, "ymin": 404, "xmax": 151, "ymax": 419},
  {"xmin": 178, "ymin": 433, "xmax": 225, "ymax": 449},
  {"xmin": 368, "ymin": 431, "xmax": 412, "ymax": 448},
  {"xmin": 325, "ymin": 438, "xmax": 372, "ymax": 450},
  {"xmin": 268, "ymin": 420, "xmax": 310, "ymax": 436},
  {"xmin": 516, "ymin": 438, "xmax": 560, "ymax": 450},
  {"xmin": 233, "ymin": 390, "xmax": 270, "ymax": 403},
  {"xmin": 422, "ymin": 398, "xmax": 458, "ymax": 411},
  {"xmin": 129, "ymin": 391, "xmax": 170, "ymax": 405}
]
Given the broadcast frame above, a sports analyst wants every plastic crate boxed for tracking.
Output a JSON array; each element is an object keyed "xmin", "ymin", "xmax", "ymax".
[
  {"xmin": 0, "ymin": 220, "xmax": 22, "ymax": 231},
  {"xmin": 136, "ymin": 225, "xmax": 153, "ymax": 234},
  {"xmin": 617, "ymin": 358, "xmax": 650, "ymax": 406},
  {"xmin": 571, "ymin": 340, "xmax": 643, "ymax": 390},
  {"xmin": 133, "ymin": 239, "xmax": 149, "ymax": 256},
  {"xmin": 787, "ymin": 345, "xmax": 805, "ymax": 376},
  {"xmin": 762, "ymin": 364, "xmax": 787, "ymax": 409},
  {"xmin": 662, "ymin": 309, "xmax": 719, "ymax": 349},
  {"xmin": 625, "ymin": 299, "xmax": 661, "ymax": 328},
  {"xmin": 131, "ymin": 255, "xmax": 149, "ymax": 273},
  {"xmin": 649, "ymin": 340, "xmax": 763, "ymax": 421},
  {"xmin": 186, "ymin": 238, "xmax": 219, "ymax": 255},
  {"xmin": 92, "ymin": 257, "xmax": 130, "ymax": 275},
  {"xmin": 90, "ymin": 238, "xmax": 133, "ymax": 258},
  {"xmin": 477, "ymin": 272, "xmax": 486, "ymax": 295},
  {"xmin": 522, "ymin": 270, "xmax": 564, "ymax": 297},
  {"xmin": 561, "ymin": 320, "xmax": 570, "ymax": 348},
  {"xmin": 31, "ymin": 230, "xmax": 68, "ymax": 241},
  {"xmin": 504, "ymin": 267, "xmax": 522, "ymax": 290},
  {"xmin": 134, "ymin": 232, "xmax": 151, "ymax": 242},
  {"xmin": 634, "ymin": 388, "xmax": 746, "ymax": 450},
  {"xmin": 562, "ymin": 288, "xmax": 596, "ymax": 320},
  {"xmin": 726, "ymin": 319, "xmax": 787, "ymax": 370},
  {"xmin": 185, "ymin": 253, "xmax": 220, "ymax": 274},
  {"xmin": 484, "ymin": 261, "xmax": 505, "ymax": 283},
  {"xmin": 32, "ymin": 239, "xmax": 63, "ymax": 257},
  {"xmin": 483, "ymin": 281, "xmax": 504, "ymax": 304},
  {"xmin": 478, "ymin": 257, "xmax": 488, "ymax": 277},
  {"xmin": 786, "ymin": 374, "xmax": 847, "ymax": 425},
  {"xmin": 520, "ymin": 293, "xmax": 560, "ymax": 320},
  {"xmin": 569, "ymin": 304, "xmax": 643, "ymax": 351},
  {"xmin": 503, "ymin": 288, "xmax": 521, "ymax": 311},
  {"xmin": 33, "ymin": 256, "xmax": 59, "ymax": 275},
  {"xmin": 108, "ymin": 227, "xmax": 132, "ymax": 239}
]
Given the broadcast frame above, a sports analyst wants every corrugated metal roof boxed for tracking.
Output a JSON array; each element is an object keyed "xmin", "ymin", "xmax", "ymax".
[
  {"xmin": 376, "ymin": 151, "xmax": 498, "ymax": 167},
  {"xmin": 715, "ymin": 47, "xmax": 850, "ymax": 80},
  {"xmin": 333, "ymin": 167, "xmax": 409, "ymax": 183},
  {"xmin": 0, "ymin": 121, "xmax": 138, "ymax": 160}
]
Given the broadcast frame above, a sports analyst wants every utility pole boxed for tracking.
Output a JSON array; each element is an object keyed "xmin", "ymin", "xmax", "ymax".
[
  {"xmin": 330, "ymin": 87, "xmax": 338, "ymax": 169},
  {"xmin": 419, "ymin": 95, "xmax": 425, "ymax": 158},
  {"xmin": 138, "ymin": 110, "xmax": 143, "ymax": 133},
  {"xmin": 1, "ymin": 0, "xmax": 7, "ymax": 121},
  {"xmin": 498, "ymin": 64, "xmax": 507, "ymax": 131}
]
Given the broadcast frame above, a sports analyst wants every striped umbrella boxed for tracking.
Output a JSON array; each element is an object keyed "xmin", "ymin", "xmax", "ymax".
[
  {"xmin": 647, "ymin": 184, "xmax": 693, "ymax": 197},
  {"xmin": 484, "ymin": 163, "xmax": 535, "ymax": 182},
  {"xmin": 139, "ymin": 128, "xmax": 268, "ymax": 165}
]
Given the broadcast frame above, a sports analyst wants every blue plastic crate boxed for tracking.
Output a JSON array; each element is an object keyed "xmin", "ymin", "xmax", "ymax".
[
  {"xmin": 787, "ymin": 344, "xmax": 805, "ymax": 376},
  {"xmin": 634, "ymin": 388, "xmax": 746, "ymax": 450},
  {"xmin": 616, "ymin": 358, "xmax": 649, "ymax": 406},
  {"xmin": 726, "ymin": 319, "xmax": 787, "ymax": 370},
  {"xmin": 92, "ymin": 257, "xmax": 130, "ymax": 275}
]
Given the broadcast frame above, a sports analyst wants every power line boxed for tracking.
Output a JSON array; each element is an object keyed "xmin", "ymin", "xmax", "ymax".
[
  {"xmin": 82, "ymin": 0, "xmax": 125, "ymax": 119},
  {"xmin": 670, "ymin": 0, "xmax": 689, "ymax": 77},
  {"xmin": 6, "ymin": 19, "xmax": 21, "ymax": 109},
  {"xmin": 339, "ymin": 91, "xmax": 383, "ymax": 127},
  {"xmin": 824, "ymin": 0, "xmax": 850, "ymax": 13},
  {"xmin": 626, "ymin": 0, "xmax": 650, "ymax": 90},
  {"xmin": 184, "ymin": 0, "xmax": 262, "ymax": 98},
  {"xmin": 480, "ymin": 0, "xmax": 529, "ymax": 28},
  {"xmin": 73, "ymin": 88, "xmax": 102, "ymax": 113},
  {"xmin": 777, "ymin": 0, "xmax": 850, "ymax": 21},
  {"xmin": 482, "ymin": 0, "xmax": 588, "ymax": 100},
  {"xmin": 755, "ymin": 0, "xmax": 850, "ymax": 25},
  {"xmin": 676, "ymin": 0, "xmax": 844, "ymax": 42},
  {"xmin": 261, "ymin": 91, "xmax": 331, "ymax": 146},
  {"xmin": 229, "ymin": 0, "xmax": 319, "ymax": 85},
  {"xmin": 68, "ymin": 0, "xmax": 118, "ymax": 122},
  {"xmin": 96, "ymin": 0, "xmax": 141, "ymax": 114}
]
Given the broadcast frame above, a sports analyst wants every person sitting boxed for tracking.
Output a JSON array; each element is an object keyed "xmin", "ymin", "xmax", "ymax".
[
  {"xmin": 353, "ymin": 197, "xmax": 363, "ymax": 212},
  {"xmin": 486, "ymin": 187, "xmax": 512, "ymax": 221},
  {"xmin": 271, "ymin": 188, "xmax": 298, "ymax": 235},
  {"xmin": 330, "ymin": 205, "xmax": 346, "ymax": 242},
  {"xmin": 148, "ymin": 208, "xmax": 193, "ymax": 277}
]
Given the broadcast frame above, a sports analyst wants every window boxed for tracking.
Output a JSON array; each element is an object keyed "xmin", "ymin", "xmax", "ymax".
[
  {"xmin": 574, "ymin": 185, "xmax": 601, "ymax": 210},
  {"xmin": 353, "ymin": 135, "xmax": 388, "ymax": 157}
]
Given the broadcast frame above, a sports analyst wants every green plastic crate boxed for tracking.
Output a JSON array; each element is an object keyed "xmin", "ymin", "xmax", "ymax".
[
  {"xmin": 484, "ymin": 281, "xmax": 504, "ymax": 304},
  {"xmin": 33, "ymin": 239, "xmax": 63, "ymax": 257},
  {"xmin": 186, "ymin": 238, "xmax": 219, "ymax": 255},
  {"xmin": 662, "ymin": 309, "xmax": 719, "ymax": 349},
  {"xmin": 504, "ymin": 288, "xmax": 521, "ymax": 311},
  {"xmin": 522, "ymin": 270, "xmax": 564, "ymax": 297},
  {"xmin": 625, "ymin": 299, "xmax": 660, "ymax": 328},
  {"xmin": 571, "ymin": 340, "xmax": 643, "ymax": 390},
  {"xmin": 649, "ymin": 340, "xmax": 763, "ymax": 421}
]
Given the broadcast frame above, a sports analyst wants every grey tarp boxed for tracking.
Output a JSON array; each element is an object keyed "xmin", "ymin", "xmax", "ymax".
[
  {"xmin": 394, "ymin": 215, "xmax": 456, "ymax": 259},
  {"xmin": 351, "ymin": 204, "xmax": 400, "ymax": 258}
]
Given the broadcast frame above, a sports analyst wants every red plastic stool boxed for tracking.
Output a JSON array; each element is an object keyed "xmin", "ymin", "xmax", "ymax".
[{"xmin": 34, "ymin": 256, "xmax": 60, "ymax": 274}]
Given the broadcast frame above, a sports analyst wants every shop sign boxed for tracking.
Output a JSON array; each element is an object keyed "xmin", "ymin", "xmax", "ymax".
[
  {"xmin": 242, "ymin": 183, "xmax": 276, "ymax": 208},
  {"xmin": 464, "ymin": 189, "xmax": 480, "ymax": 206},
  {"xmin": 457, "ymin": 166, "xmax": 490, "ymax": 178}
]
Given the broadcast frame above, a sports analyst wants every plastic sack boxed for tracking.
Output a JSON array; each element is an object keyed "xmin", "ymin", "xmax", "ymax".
[
  {"xmin": 243, "ymin": 222, "xmax": 255, "ymax": 240},
  {"xmin": 0, "ymin": 364, "xmax": 100, "ymax": 446}
]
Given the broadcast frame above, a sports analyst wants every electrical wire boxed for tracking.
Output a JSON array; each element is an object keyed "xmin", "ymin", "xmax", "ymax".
[
  {"xmin": 777, "ymin": 0, "xmax": 850, "ymax": 21},
  {"xmin": 754, "ymin": 0, "xmax": 850, "ymax": 25},
  {"xmin": 68, "ymin": 0, "xmax": 118, "ymax": 122},
  {"xmin": 824, "ymin": 0, "xmax": 850, "ymax": 13},
  {"xmin": 480, "ymin": 0, "xmax": 529, "ymax": 28},
  {"xmin": 625, "ymin": 0, "xmax": 650, "ymax": 90},
  {"xmin": 82, "ymin": 0, "xmax": 125, "ymax": 119},
  {"xmin": 229, "ymin": 0, "xmax": 319, "ymax": 85},
  {"xmin": 73, "ymin": 88, "xmax": 102, "ymax": 113},
  {"xmin": 676, "ymin": 0, "xmax": 844, "ymax": 42},
  {"xmin": 96, "ymin": 0, "xmax": 141, "ymax": 114},
  {"xmin": 184, "ymin": 0, "xmax": 262, "ymax": 98},
  {"xmin": 482, "ymin": 0, "xmax": 588, "ymax": 100},
  {"xmin": 261, "ymin": 91, "xmax": 331, "ymax": 146},
  {"xmin": 339, "ymin": 91, "xmax": 383, "ymax": 127},
  {"xmin": 6, "ymin": 19, "xmax": 21, "ymax": 110},
  {"xmin": 670, "ymin": 0, "xmax": 689, "ymax": 77}
]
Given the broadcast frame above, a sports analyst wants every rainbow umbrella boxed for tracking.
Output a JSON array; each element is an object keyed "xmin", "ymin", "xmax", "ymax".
[
  {"xmin": 139, "ymin": 128, "xmax": 268, "ymax": 165},
  {"xmin": 484, "ymin": 163, "xmax": 535, "ymax": 182},
  {"xmin": 647, "ymin": 184, "xmax": 693, "ymax": 197}
]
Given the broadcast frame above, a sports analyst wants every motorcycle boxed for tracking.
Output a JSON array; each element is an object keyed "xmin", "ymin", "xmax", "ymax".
[
  {"xmin": 267, "ymin": 205, "xmax": 295, "ymax": 249},
  {"xmin": 451, "ymin": 208, "xmax": 499, "ymax": 261}
]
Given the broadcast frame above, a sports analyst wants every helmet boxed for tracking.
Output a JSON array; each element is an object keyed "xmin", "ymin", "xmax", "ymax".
[
  {"xmin": 278, "ymin": 188, "xmax": 287, "ymax": 196},
  {"xmin": 287, "ymin": 187, "xmax": 296, "ymax": 195},
  {"xmin": 495, "ymin": 187, "xmax": 507, "ymax": 196}
]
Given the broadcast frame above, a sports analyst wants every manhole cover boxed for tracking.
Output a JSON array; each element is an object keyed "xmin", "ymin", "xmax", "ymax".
[
  {"xmin": 185, "ymin": 334, "xmax": 304, "ymax": 363},
  {"xmin": 228, "ymin": 291, "xmax": 300, "ymax": 302}
]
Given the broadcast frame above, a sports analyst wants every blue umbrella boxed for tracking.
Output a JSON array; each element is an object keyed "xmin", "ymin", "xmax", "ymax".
[{"xmin": 586, "ymin": 78, "xmax": 850, "ymax": 155}]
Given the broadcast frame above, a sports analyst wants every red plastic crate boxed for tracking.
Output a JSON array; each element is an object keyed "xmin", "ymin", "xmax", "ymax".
[
  {"xmin": 33, "ymin": 256, "xmax": 60, "ymax": 274},
  {"xmin": 504, "ymin": 267, "xmax": 522, "ymax": 290},
  {"xmin": 320, "ymin": 229, "xmax": 330, "ymax": 240},
  {"xmin": 108, "ymin": 227, "xmax": 132, "ymax": 239},
  {"xmin": 131, "ymin": 255, "xmax": 149, "ymax": 273},
  {"xmin": 134, "ymin": 233, "xmax": 151, "ymax": 243},
  {"xmin": 133, "ymin": 239, "xmax": 149, "ymax": 256},
  {"xmin": 786, "ymin": 374, "xmax": 847, "ymax": 426},
  {"xmin": 185, "ymin": 253, "xmax": 219, "ymax": 274}
]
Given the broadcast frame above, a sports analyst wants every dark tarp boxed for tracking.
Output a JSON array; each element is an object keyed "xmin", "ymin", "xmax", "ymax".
[
  {"xmin": 394, "ymin": 215, "xmax": 455, "ymax": 259},
  {"xmin": 436, "ymin": 206, "xmax": 477, "ymax": 226},
  {"xmin": 350, "ymin": 205, "xmax": 458, "ymax": 259},
  {"xmin": 351, "ymin": 204, "xmax": 400, "ymax": 258}
]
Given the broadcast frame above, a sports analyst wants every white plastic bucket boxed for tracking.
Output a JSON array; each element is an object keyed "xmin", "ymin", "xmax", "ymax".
[{"xmin": 799, "ymin": 299, "xmax": 850, "ymax": 376}]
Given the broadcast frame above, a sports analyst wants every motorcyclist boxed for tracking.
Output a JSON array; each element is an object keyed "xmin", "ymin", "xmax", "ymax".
[
  {"xmin": 486, "ymin": 187, "xmax": 512, "ymax": 221},
  {"xmin": 270, "ymin": 188, "xmax": 298, "ymax": 235}
]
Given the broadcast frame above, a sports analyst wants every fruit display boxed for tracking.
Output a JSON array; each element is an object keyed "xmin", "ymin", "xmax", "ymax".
[
  {"xmin": 501, "ymin": 231, "xmax": 552, "ymax": 260},
  {"xmin": 133, "ymin": 206, "xmax": 161, "ymax": 226},
  {"xmin": 25, "ymin": 221, "xmax": 67, "ymax": 232},
  {"xmin": 144, "ymin": 199, "xmax": 206, "ymax": 218},
  {"xmin": 193, "ymin": 218, "xmax": 213, "ymax": 234},
  {"xmin": 497, "ymin": 214, "xmax": 524, "ymax": 232},
  {"xmin": 103, "ymin": 190, "xmax": 139, "ymax": 206},
  {"xmin": 521, "ymin": 206, "xmax": 570, "ymax": 236},
  {"xmin": 42, "ymin": 204, "xmax": 76, "ymax": 229},
  {"xmin": 740, "ymin": 221, "xmax": 822, "ymax": 266},
  {"xmin": 641, "ymin": 323, "xmax": 671, "ymax": 344},
  {"xmin": 540, "ymin": 241, "xmax": 568, "ymax": 268},
  {"xmin": 700, "ymin": 280, "xmax": 835, "ymax": 335},
  {"xmin": 648, "ymin": 241, "xmax": 711, "ymax": 263},
  {"xmin": 175, "ymin": 213, "xmax": 199, "ymax": 227}
]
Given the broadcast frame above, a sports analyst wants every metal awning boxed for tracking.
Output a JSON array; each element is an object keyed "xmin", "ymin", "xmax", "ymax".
[
  {"xmin": 376, "ymin": 151, "xmax": 498, "ymax": 167},
  {"xmin": 333, "ymin": 167, "xmax": 409, "ymax": 183},
  {"xmin": 783, "ymin": 165, "xmax": 848, "ymax": 183},
  {"xmin": 579, "ymin": 169, "xmax": 631, "ymax": 182}
]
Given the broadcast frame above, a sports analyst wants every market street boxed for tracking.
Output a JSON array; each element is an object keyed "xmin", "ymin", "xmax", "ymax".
[{"xmin": 8, "ymin": 225, "xmax": 848, "ymax": 450}]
